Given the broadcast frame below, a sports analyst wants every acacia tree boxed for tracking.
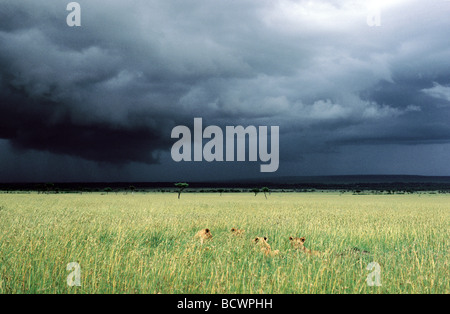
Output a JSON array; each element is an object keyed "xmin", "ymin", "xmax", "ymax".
[
  {"xmin": 262, "ymin": 187, "xmax": 270, "ymax": 199},
  {"xmin": 175, "ymin": 183, "xmax": 189, "ymax": 199},
  {"xmin": 251, "ymin": 188, "xmax": 260, "ymax": 196}
]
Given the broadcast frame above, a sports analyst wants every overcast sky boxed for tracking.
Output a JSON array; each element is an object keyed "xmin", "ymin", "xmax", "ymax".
[{"xmin": 1, "ymin": 0, "xmax": 450, "ymax": 182}]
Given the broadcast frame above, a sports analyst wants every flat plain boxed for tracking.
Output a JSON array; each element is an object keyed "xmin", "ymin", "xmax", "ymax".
[{"xmin": 0, "ymin": 192, "xmax": 448, "ymax": 294}]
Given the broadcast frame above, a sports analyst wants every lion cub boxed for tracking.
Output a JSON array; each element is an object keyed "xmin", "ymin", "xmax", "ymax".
[
  {"xmin": 194, "ymin": 228, "xmax": 212, "ymax": 244},
  {"xmin": 252, "ymin": 237, "xmax": 280, "ymax": 257},
  {"xmin": 231, "ymin": 228, "xmax": 245, "ymax": 235},
  {"xmin": 289, "ymin": 236, "xmax": 321, "ymax": 257}
]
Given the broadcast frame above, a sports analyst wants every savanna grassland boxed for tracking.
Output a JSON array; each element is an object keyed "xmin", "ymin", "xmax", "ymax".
[{"xmin": 0, "ymin": 192, "xmax": 448, "ymax": 294}]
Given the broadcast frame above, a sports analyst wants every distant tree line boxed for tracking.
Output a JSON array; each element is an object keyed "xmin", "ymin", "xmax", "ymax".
[{"xmin": 1, "ymin": 182, "xmax": 450, "ymax": 194}]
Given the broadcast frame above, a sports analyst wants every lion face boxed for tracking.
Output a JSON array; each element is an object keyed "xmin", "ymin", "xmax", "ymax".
[
  {"xmin": 252, "ymin": 237, "xmax": 280, "ymax": 256},
  {"xmin": 195, "ymin": 228, "xmax": 212, "ymax": 243},
  {"xmin": 289, "ymin": 236, "xmax": 306, "ymax": 249},
  {"xmin": 252, "ymin": 236, "xmax": 268, "ymax": 244},
  {"xmin": 252, "ymin": 236, "xmax": 271, "ymax": 250}
]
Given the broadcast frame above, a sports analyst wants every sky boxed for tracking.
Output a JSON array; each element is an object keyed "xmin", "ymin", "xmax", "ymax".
[{"xmin": 1, "ymin": 0, "xmax": 450, "ymax": 182}]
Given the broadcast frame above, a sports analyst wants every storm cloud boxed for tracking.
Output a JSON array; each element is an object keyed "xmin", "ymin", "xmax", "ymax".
[{"xmin": 1, "ymin": 0, "xmax": 450, "ymax": 181}]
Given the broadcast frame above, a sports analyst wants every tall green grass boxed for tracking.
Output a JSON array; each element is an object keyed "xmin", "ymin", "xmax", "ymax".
[{"xmin": 0, "ymin": 192, "xmax": 448, "ymax": 294}]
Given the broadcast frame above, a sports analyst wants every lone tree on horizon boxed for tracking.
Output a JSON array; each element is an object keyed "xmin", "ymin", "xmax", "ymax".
[
  {"xmin": 175, "ymin": 183, "xmax": 189, "ymax": 199},
  {"xmin": 262, "ymin": 187, "xmax": 270, "ymax": 199},
  {"xmin": 251, "ymin": 188, "xmax": 260, "ymax": 196}
]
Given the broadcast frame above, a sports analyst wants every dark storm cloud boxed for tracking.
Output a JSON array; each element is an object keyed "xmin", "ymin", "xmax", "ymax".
[{"xmin": 1, "ymin": 0, "xmax": 450, "ymax": 180}]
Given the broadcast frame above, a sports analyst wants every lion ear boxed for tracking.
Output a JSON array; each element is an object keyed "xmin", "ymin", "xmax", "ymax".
[
  {"xmin": 300, "ymin": 237, "xmax": 306, "ymax": 243},
  {"xmin": 205, "ymin": 229, "xmax": 210, "ymax": 233},
  {"xmin": 254, "ymin": 237, "xmax": 259, "ymax": 243},
  {"xmin": 264, "ymin": 237, "xmax": 268, "ymax": 241},
  {"xmin": 289, "ymin": 236, "xmax": 293, "ymax": 241},
  {"xmin": 231, "ymin": 228, "xmax": 235, "ymax": 232}
]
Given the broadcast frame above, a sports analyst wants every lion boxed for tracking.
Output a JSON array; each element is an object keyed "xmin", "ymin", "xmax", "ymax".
[
  {"xmin": 231, "ymin": 228, "xmax": 245, "ymax": 236},
  {"xmin": 194, "ymin": 228, "xmax": 212, "ymax": 244},
  {"xmin": 289, "ymin": 236, "xmax": 321, "ymax": 256},
  {"xmin": 252, "ymin": 236, "xmax": 279, "ymax": 257}
]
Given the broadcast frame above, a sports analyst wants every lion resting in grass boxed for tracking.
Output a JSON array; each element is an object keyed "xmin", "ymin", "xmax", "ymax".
[
  {"xmin": 231, "ymin": 228, "xmax": 245, "ymax": 235},
  {"xmin": 252, "ymin": 236, "xmax": 279, "ymax": 257},
  {"xmin": 289, "ymin": 236, "xmax": 322, "ymax": 257},
  {"xmin": 194, "ymin": 228, "xmax": 212, "ymax": 244}
]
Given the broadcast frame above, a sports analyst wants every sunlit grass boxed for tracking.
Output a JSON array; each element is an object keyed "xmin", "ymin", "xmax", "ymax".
[{"xmin": 0, "ymin": 192, "xmax": 448, "ymax": 294}]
